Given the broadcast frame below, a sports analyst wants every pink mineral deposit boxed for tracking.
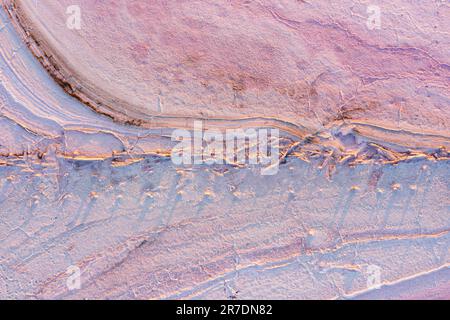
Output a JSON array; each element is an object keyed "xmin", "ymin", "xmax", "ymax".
[{"xmin": 0, "ymin": 0, "xmax": 448, "ymax": 300}]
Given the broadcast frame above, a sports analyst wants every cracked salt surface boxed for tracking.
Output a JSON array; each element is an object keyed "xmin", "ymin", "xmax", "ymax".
[
  {"xmin": 0, "ymin": 156, "xmax": 448, "ymax": 299},
  {"xmin": 0, "ymin": 0, "xmax": 449, "ymax": 299}
]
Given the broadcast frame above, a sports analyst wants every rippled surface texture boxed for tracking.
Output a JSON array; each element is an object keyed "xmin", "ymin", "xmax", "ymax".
[{"xmin": 0, "ymin": 0, "xmax": 449, "ymax": 299}]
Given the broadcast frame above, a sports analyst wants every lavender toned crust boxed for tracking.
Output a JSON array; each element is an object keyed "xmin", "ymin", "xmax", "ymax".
[{"xmin": 0, "ymin": 1, "xmax": 448, "ymax": 299}]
